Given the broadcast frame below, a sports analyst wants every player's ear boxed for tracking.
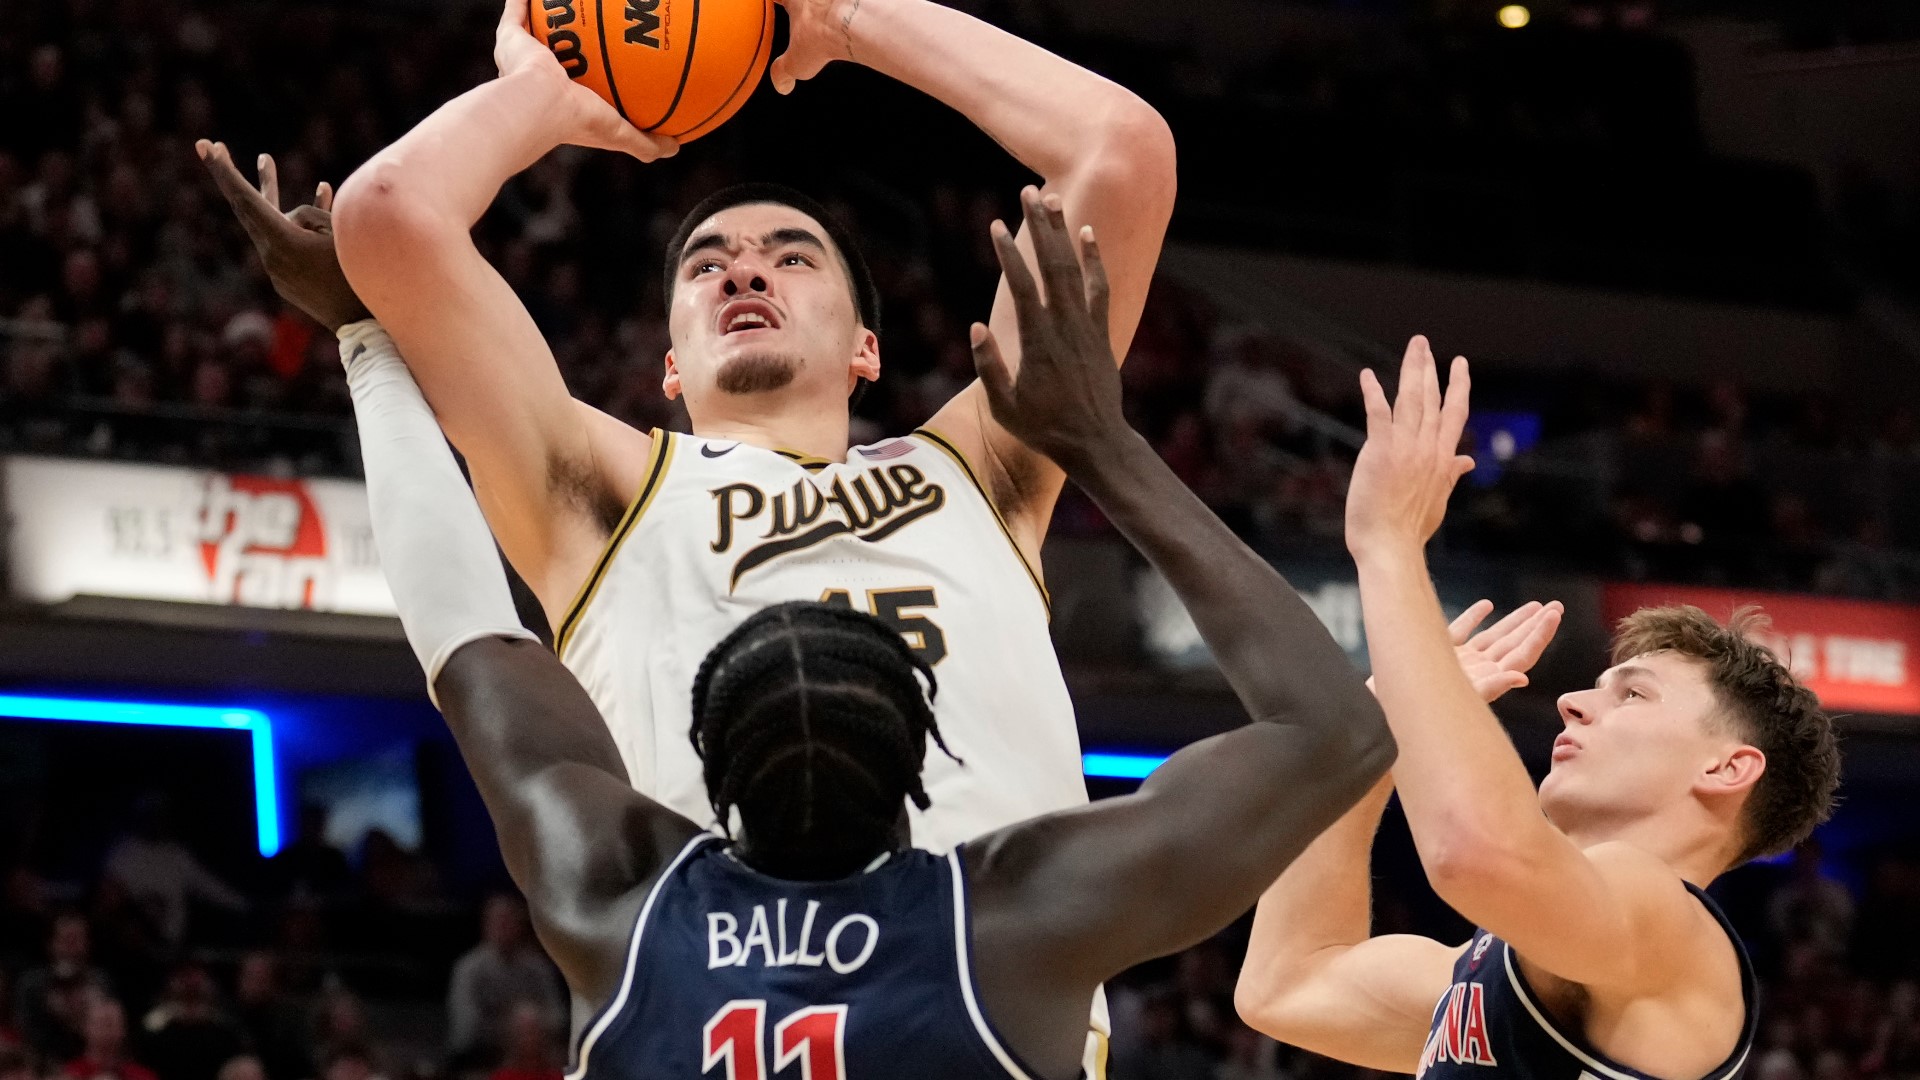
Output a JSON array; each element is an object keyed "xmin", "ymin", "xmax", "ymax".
[
  {"xmin": 663, "ymin": 348, "xmax": 684, "ymax": 401},
  {"xmin": 849, "ymin": 328, "xmax": 880, "ymax": 388},
  {"xmin": 1699, "ymin": 744, "xmax": 1765, "ymax": 799}
]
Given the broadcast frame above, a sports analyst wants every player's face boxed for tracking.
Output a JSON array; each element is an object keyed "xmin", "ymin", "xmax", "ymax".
[
  {"xmin": 1539, "ymin": 651, "xmax": 1744, "ymax": 834},
  {"xmin": 663, "ymin": 203, "xmax": 880, "ymax": 412}
]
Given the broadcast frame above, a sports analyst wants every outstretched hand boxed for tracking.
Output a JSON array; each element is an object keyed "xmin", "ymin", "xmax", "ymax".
[
  {"xmin": 197, "ymin": 139, "xmax": 370, "ymax": 333},
  {"xmin": 1445, "ymin": 599, "xmax": 1563, "ymax": 702},
  {"xmin": 1365, "ymin": 599, "xmax": 1562, "ymax": 703},
  {"xmin": 968, "ymin": 186, "xmax": 1127, "ymax": 467},
  {"xmin": 1345, "ymin": 336, "xmax": 1475, "ymax": 561}
]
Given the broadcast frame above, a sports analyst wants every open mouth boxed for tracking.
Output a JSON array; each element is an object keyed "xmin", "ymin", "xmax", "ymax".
[{"xmin": 719, "ymin": 299, "xmax": 781, "ymax": 336}]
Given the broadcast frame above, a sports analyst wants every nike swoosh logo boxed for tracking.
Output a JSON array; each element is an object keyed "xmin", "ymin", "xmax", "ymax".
[{"xmin": 700, "ymin": 444, "xmax": 738, "ymax": 459}]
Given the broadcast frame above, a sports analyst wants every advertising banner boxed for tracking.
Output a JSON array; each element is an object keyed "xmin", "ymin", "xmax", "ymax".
[
  {"xmin": 4, "ymin": 456, "xmax": 396, "ymax": 616},
  {"xmin": 1602, "ymin": 582, "xmax": 1920, "ymax": 714}
]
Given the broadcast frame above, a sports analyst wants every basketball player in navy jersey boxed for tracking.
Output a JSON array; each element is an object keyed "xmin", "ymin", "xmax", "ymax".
[
  {"xmin": 1235, "ymin": 341, "xmax": 1842, "ymax": 1080},
  {"xmin": 321, "ymin": 171, "xmax": 1440, "ymax": 1080}
]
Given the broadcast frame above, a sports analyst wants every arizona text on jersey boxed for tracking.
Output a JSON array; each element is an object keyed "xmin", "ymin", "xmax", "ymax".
[{"xmin": 1416, "ymin": 886, "xmax": 1757, "ymax": 1080}]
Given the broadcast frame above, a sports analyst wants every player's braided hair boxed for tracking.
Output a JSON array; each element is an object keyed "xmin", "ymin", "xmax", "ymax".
[{"xmin": 690, "ymin": 601, "xmax": 956, "ymax": 879}]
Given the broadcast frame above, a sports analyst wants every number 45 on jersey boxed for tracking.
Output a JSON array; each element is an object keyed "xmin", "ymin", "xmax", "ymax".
[{"xmin": 820, "ymin": 588, "xmax": 947, "ymax": 665}]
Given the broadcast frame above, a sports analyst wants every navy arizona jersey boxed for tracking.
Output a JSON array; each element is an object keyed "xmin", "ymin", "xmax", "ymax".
[
  {"xmin": 566, "ymin": 835, "xmax": 1048, "ymax": 1080},
  {"xmin": 1416, "ymin": 883, "xmax": 1756, "ymax": 1080}
]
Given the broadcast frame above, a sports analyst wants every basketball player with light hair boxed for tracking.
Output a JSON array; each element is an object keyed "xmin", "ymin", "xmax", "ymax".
[{"xmin": 1234, "ymin": 339, "xmax": 1842, "ymax": 1080}]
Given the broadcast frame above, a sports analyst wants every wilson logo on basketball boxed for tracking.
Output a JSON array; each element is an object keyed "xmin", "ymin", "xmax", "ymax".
[
  {"xmin": 539, "ymin": 0, "xmax": 591, "ymax": 78},
  {"xmin": 625, "ymin": 0, "xmax": 664, "ymax": 48},
  {"xmin": 193, "ymin": 475, "xmax": 336, "ymax": 610},
  {"xmin": 528, "ymin": 0, "xmax": 770, "ymax": 142}
]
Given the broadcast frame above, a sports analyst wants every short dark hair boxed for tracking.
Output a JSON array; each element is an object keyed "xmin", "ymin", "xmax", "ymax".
[
  {"xmin": 662, "ymin": 183, "xmax": 881, "ymax": 335},
  {"xmin": 689, "ymin": 602, "xmax": 952, "ymax": 879},
  {"xmin": 1611, "ymin": 605, "xmax": 1841, "ymax": 867}
]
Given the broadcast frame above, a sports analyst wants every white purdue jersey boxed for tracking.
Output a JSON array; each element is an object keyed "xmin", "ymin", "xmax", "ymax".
[{"xmin": 554, "ymin": 426, "xmax": 1088, "ymax": 853}]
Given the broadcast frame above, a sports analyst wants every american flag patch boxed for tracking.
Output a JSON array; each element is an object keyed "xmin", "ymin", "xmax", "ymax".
[{"xmin": 855, "ymin": 440, "xmax": 915, "ymax": 460}]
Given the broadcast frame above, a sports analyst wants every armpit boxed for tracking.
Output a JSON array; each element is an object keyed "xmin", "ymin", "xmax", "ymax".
[
  {"xmin": 977, "ymin": 400, "xmax": 1060, "ymax": 522},
  {"xmin": 547, "ymin": 449, "xmax": 627, "ymax": 535}
]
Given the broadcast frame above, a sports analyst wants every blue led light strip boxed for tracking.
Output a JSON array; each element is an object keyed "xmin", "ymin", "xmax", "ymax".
[
  {"xmin": 1082, "ymin": 752, "xmax": 1169, "ymax": 780},
  {"xmin": 0, "ymin": 695, "xmax": 281, "ymax": 857}
]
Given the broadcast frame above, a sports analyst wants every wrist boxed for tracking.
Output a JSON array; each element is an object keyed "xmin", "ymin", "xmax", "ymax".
[
  {"xmin": 336, "ymin": 318, "xmax": 382, "ymax": 343},
  {"xmin": 840, "ymin": 0, "xmax": 912, "ymax": 65},
  {"xmin": 1051, "ymin": 424, "xmax": 1152, "ymax": 484},
  {"xmin": 491, "ymin": 68, "xmax": 575, "ymax": 143},
  {"xmin": 1349, "ymin": 535, "xmax": 1427, "ymax": 576}
]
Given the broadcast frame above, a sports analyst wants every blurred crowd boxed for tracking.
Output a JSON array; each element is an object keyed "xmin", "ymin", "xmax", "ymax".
[
  {"xmin": 7, "ymin": 0, "xmax": 1920, "ymax": 603},
  {"xmin": 2, "ymin": 796, "xmax": 570, "ymax": 1080},
  {"xmin": 0, "ymin": 806, "xmax": 1012, "ymax": 1080},
  {"xmin": 7, "ymin": 790, "xmax": 1920, "ymax": 1080}
]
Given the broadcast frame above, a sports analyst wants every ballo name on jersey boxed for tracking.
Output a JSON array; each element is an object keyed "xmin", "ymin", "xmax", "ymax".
[
  {"xmin": 1417, "ymin": 982, "xmax": 1499, "ymax": 1077},
  {"xmin": 707, "ymin": 899, "xmax": 880, "ymax": 974},
  {"xmin": 708, "ymin": 463, "xmax": 946, "ymax": 587}
]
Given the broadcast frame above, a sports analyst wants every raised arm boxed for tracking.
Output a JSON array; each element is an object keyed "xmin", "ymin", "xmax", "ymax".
[
  {"xmin": 1343, "ymin": 341, "xmax": 1713, "ymax": 995},
  {"xmin": 1235, "ymin": 601, "xmax": 1562, "ymax": 1073},
  {"xmin": 329, "ymin": 0, "xmax": 674, "ymax": 615},
  {"xmin": 959, "ymin": 195, "xmax": 1390, "ymax": 1013},
  {"xmin": 773, "ymin": 0, "xmax": 1175, "ymax": 553},
  {"xmin": 341, "ymin": 302, "xmax": 698, "ymax": 1005}
]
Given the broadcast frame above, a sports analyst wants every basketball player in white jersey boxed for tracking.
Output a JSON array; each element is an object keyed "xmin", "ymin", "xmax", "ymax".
[{"xmin": 317, "ymin": 0, "xmax": 1174, "ymax": 859}]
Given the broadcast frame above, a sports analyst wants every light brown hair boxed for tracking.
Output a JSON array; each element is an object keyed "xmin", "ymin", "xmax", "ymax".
[{"xmin": 1611, "ymin": 605, "xmax": 1840, "ymax": 867}]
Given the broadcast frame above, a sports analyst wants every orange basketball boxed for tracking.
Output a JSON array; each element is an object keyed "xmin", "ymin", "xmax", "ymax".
[{"xmin": 530, "ymin": 0, "xmax": 772, "ymax": 143}]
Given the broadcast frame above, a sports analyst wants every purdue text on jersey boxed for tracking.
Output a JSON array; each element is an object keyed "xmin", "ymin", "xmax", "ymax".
[{"xmin": 709, "ymin": 460, "xmax": 947, "ymax": 589}]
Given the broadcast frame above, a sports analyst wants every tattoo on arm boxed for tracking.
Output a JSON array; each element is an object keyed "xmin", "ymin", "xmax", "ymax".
[{"xmin": 840, "ymin": 0, "xmax": 861, "ymax": 62}]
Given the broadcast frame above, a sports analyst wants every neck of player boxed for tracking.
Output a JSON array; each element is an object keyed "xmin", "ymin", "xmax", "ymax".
[
  {"xmin": 732, "ymin": 816, "xmax": 913, "ymax": 882},
  {"xmin": 1555, "ymin": 808, "xmax": 1734, "ymax": 889},
  {"xmin": 691, "ymin": 400, "xmax": 855, "ymax": 464}
]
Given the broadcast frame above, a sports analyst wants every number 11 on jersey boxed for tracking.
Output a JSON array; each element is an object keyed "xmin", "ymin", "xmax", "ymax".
[{"xmin": 703, "ymin": 1001, "xmax": 848, "ymax": 1080}]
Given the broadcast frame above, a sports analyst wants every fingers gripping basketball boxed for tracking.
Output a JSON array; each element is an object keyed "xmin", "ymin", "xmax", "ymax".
[{"xmin": 530, "ymin": 0, "xmax": 773, "ymax": 142}]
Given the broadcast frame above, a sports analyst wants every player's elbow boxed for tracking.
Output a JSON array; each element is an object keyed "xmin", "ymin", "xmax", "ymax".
[
  {"xmin": 1082, "ymin": 97, "xmax": 1178, "ymax": 222},
  {"xmin": 1233, "ymin": 964, "xmax": 1294, "ymax": 1038},
  {"xmin": 333, "ymin": 160, "xmax": 456, "ymax": 277},
  {"xmin": 1311, "ymin": 695, "xmax": 1397, "ymax": 796},
  {"xmin": 1346, "ymin": 700, "xmax": 1398, "ymax": 779},
  {"xmin": 1233, "ymin": 962, "xmax": 1324, "ymax": 1048},
  {"xmin": 1233, "ymin": 970, "xmax": 1283, "ymax": 1036},
  {"xmin": 1420, "ymin": 817, "xmax": 1534, "ymax": 910}
]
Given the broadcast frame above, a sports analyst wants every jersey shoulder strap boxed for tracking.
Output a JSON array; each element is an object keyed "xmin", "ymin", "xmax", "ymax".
[
  {"xmin": 944, "ymin": 849, "xmax": 1051, "ymax": 1080},
  {"xmin": 565, "ymin": 831, "xmax": 718, "ymax": 1080}
]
